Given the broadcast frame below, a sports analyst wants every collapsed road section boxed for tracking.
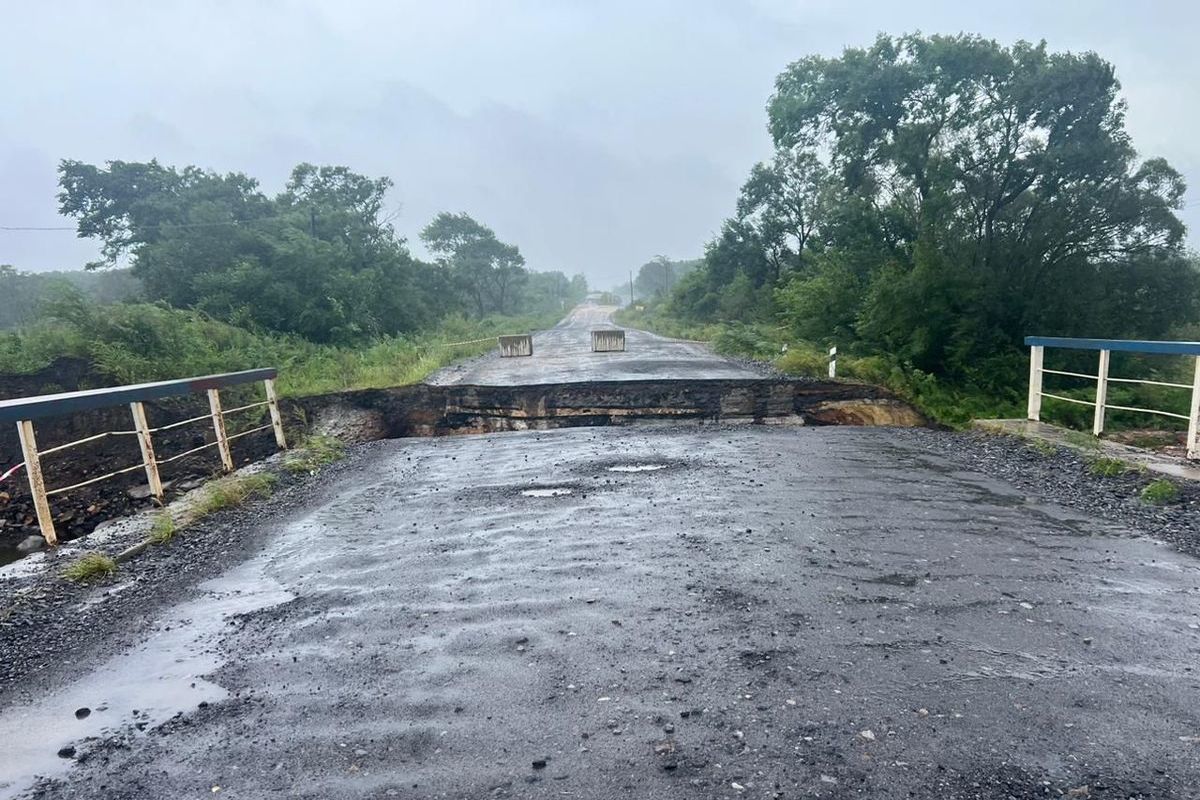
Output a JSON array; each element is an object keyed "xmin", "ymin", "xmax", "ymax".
[{"xmin": 293, "ymin": 377, "xmax": 928, "ymax": 440}]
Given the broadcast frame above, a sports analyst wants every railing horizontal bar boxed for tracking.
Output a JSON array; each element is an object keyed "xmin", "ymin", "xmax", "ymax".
[
  {"xmin": 1042, "ymin": 392, "xmax": 1096, "ymax": 407},
  {"xmin": 1103, "ymin": 403, "xmax": 1191, "ymax": 421},
  {"xmin": 1106, "ymin": 376, "xmax": 1193, "ymax": 390},
  {"xmin": 0, "ymin": 368, "xmax": 278, "ymax": 424},
  {"xmin": 46, "ymin": 462, "xmax": 145, "ymax": 496},
  {"xmin": 226, "ymin": 423, "xmax": 273, "ymax": 442},
  {"xmin": 157, "ymin": 440, "xmax": 220, "ymax": 465},
  {"xmin": 37, "ymin": 429, "xmax": 138, "ymax": 456},
  {"xmin": 149, "ymin": 412, "xmax": 215, "ymax": 433},
  {"xmin": 220, "ymin": 400, "xmax": 271, "ymax": 416},
  {"xmin": 1026, "ymin": 336, "xmax": 1200, "ymax": 356},
  {"xmin": 1041, "ymin": 369, "xmax": 1098, "ymax": 380}
]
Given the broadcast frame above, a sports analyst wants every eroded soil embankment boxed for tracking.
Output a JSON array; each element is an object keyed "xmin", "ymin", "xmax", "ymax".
[
  {"xmin": 290, "ymin": 378, "xmax": 927, "ymax": 441},
  {"xmin": 0, "ymin": 376, "xmax": 923, "ymax": 557}
]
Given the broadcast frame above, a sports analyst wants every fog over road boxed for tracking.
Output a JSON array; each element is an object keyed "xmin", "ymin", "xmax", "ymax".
[
  {"xmin": 3, "ymin": 313, "xmax": 1200, "ymax": 798},
  {"xmin": 428, "ymin": 304, "xmax": 761, "ymax": 385}
]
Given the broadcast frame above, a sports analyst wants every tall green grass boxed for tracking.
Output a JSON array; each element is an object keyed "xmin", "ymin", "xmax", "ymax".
[{"xmin": 0, "ymin": 300, "xmax": 559, "ymax": 397}]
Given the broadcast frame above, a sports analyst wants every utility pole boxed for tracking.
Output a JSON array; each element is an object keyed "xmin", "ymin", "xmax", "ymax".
[{"xmin": 629, "ymin": 270, "xmax": 635, "ymax": 307}]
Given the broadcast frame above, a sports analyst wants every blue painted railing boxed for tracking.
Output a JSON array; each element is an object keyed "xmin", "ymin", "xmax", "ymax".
[{"xmin": 1025, "ymin": 337, "xmax": 1200, "ymax": 459}]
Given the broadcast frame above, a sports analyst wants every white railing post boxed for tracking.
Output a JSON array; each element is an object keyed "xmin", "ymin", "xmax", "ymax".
[
  {"xmin": 1026, "ymin": 345, "xmax": 1044, "ymax": 421},
  {"xmin": 130, "ymin": 401, "xmax": 164, "ymax": 502},
  {"xmin": 1187, "ymin": 355, "xmax": 1200, "ymax": 460},
  {"xmin": 263, "ymin": 378, "xmax": 287, "ymax": 450},
  {"xmin": 1093, "ymin": 349, "xmax": 1110, "ymax": 437},
  {"xmin": 207, "ymin": 388, "xmax": 235, "ymax": 473},
  {"xmin": 16, "ymin": 420, "xmax": 56, "ymax": 545},
  {"xmin": 828, "ymin": 345, "xmax": 837, "ymax": 379}
]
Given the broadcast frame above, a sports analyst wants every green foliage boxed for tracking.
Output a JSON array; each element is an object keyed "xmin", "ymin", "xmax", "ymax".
[
  {"xmin": 1063, "ymin": 430, "xmax": 1104, "ymax": 451},
  {"xmin": 1089, "ymin": 457, "xmax": 1129, "ymax": 477},
  {"xmin": 712, "ymin": 324, "xmax": 784, "ymax": 360},
  {"xmin": 149, "ymin": 512, "xmax": 177, "ymax": 544},
  {"xmin": 0, "ymin": 265, "xmax": 141, "ymax": 330},
  {"xmin": 283, "ymin": 435, "xmax": 346, "ymax": 475},
  {"xmin": 420, "ymin": 212, "xmax": 528, "ymax": 317},
  {"xmin": 55, "ymin": 161, "xmax": 578, "ymax": 346},
  {"xmin": 1141, "ymin": 479, "xmax": 1179, "ymax": 505},
  {"xmin": 193, "ymin": 472, "xmax": 278, "ymax": 518},
  {"xmin": 0, "ymin": 298, "xmax": 558, "ymax": 396},
  {"xmin": 1027, "ymin": 438, "xmax": 1058, "ymax": 457},
  {"xmin": 663, "ymin": 33, "xmax": 1197, "ymax": 416},
  {"xmin": 62, "ymin": 552, "xmax": 117, "ymax": 582},
  {"xmin": 633, "ymin": 256, "xmax": 701, "ymax": 302}
]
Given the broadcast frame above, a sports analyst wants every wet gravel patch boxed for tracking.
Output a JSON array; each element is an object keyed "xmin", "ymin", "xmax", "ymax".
[
  {"xmin": 894, "ymin": 428, "xmax": 1200, "ymax": 556},
  {"xmin": 0, "ymin": 442, "xmax": 387, "ymax": 711}
]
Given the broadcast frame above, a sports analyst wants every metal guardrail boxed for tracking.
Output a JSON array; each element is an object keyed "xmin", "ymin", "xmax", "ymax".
[
  {"xmin": 0, "ymin": 369, "xmax": 286, "ymax": 546},
  {"xmin": 1025, "ymin": 336, "xmax": 1200, "ymax": 459}
]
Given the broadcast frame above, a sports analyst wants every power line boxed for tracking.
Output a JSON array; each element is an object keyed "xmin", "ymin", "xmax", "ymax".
[{"xmin": 0, "ymin": 213, "xmax": 365, "ymax": 233}]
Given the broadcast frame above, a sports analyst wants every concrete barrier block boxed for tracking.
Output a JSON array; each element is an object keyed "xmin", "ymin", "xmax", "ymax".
[
  {"xmin": 498, "ymin": 334, "xmax": 534, "ymax": 358},
  {"xmin": 592, "ymin": 329, "xmax": 626, "ymax": 352}
]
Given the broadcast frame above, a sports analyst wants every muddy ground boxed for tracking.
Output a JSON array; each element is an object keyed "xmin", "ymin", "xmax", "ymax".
[{"xmin": 3, "ymin": 424, "xmax": 1199, "ymax": 799}]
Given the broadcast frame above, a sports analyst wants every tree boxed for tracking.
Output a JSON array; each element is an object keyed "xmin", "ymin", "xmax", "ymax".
[
  {"xmin": 765, "ymin": 34, "xmax": 1189, "ymax": 372},
  {"xmin": 57, "ymin": 159, "xmax": 446, "ymax": 343},
  {"xmin": 676, "ymin": 34, "xmax": 1197, "ymax": 380},
  {"xmin": 634, "ymin": 256, "xmax": 700, "ymax": 301},
  {"xmin": 420, "ymin": 212, "xmax": 529, "ymax": 316}
]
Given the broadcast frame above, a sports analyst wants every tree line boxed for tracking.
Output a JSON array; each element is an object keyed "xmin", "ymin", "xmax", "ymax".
[
  {"xmin": 53, "ymin": 160, "xmax": 586, "ymax": 345},
  {"xmin": 661, "ymin": 34, "xmax": 1198, "ymax": 393}
]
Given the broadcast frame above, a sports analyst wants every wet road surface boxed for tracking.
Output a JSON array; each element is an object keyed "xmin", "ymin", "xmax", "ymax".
[
  {"xmin": 11, "ymin": 425, "xmax": 1200, "ymax": 798},
  {"xmin": 427, "ymin": 304, "xmax": 761, "ymax": 385}
]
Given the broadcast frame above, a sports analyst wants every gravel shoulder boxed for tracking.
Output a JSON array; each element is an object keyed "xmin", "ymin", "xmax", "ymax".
[
  {"xmin": 894, "ymin": 428, "xmax": 1200, "ymax": 557},
  {"xmin": 0, "ymin": 443, "xmax": 387, "ymax": 711}
]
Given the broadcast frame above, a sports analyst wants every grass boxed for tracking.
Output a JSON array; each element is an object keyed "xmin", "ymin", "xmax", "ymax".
[
  {"xmin": 283, "ymin": 434, "xmax": 346, "ymax": 475},
  {"xmin": 1062, "ymin": 430, "xmax": 1103, "ymax": 451},
  {"xmin": 148, "ymin": 512, "xmax": 177, "ymax": 544},
  {"xmin": 0, "ymin": 301, "xmax": 562, "ymax": 398},
  {"xmin": 1088, "ymin": 457, "xmax": 1129, "ymax": 477},
  {"xmin": 1027, "ymin": 438, "xmax": 1058, "ymax": 456},
  {"xmin": 1141, "ymin": 479, "xmax": 1179, "ymax": 505},
  {"xmin": 193, "ymin": 472, "xmax": 278, "ymax": 517},
  {"xmin": 62, "ymin": 552, "xmax": 117, "ymax": 582}
]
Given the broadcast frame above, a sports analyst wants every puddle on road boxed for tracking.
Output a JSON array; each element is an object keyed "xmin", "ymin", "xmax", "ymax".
[
  {"xmin": 607, "ymin": 463, "xmax": 668, "ymax": 473},
  {"xmin": 521, "ymin": 487, "xmax": 574, "ymax": 497},
  {"xmin": 0, "ymin": 560, "xmax": 291, "ymax": 799}
]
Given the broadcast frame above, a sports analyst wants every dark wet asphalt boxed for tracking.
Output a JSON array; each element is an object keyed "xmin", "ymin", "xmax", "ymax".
[
  {"xmin": 16, "ymin": 425, "xmax": 1200, "ymax": 799},
  {"xmin": 427, "ymin": 304, "xmax": 761, "ymax": 385}
]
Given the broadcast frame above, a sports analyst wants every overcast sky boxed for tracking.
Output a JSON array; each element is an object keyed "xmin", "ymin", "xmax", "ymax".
[{"xmin": 1, "ymin": 0, "xmax": 1198, "ymax": 288}]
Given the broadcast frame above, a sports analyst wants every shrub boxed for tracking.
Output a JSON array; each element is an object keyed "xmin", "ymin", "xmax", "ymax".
[
  {"xmin": 149, "ymin": 512, "xmax": 177, "ymax": 544},
  {"xmin": 1088, "ymin": 457, "xmax": 1128, "ymax": 477},
  {"xmin": 1141, "ymin": 479, "xmax": 1179, "ymax": 505},
  {"xmin": 62, "ymin": 552, "xmax": 117, "ymax": 582}
]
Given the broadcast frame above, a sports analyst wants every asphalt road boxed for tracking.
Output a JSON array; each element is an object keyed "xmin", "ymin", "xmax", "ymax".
[
  {"xmin": 5, "ymin": 425, "xmax": 1200, "ymax": 798},
  {"xmin": 427, "ymin": 304, "xmax": 762, "ymax": 385}
]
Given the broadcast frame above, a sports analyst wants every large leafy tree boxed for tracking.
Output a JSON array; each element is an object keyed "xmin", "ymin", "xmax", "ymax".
[
  {"xmin": 677, "ymin": 34, "xmax": 1197, "ymax": 378},
  {"xmin": 420, "ymin": 212, "xmax": 529, "ymax": 316},
  {"xmin": 633, "ymin": 256, "xmax": 700, "ymax": 301},
  {"xmin": 57, "ymin": 160, "xmax": 447, "ymax": 343}
]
